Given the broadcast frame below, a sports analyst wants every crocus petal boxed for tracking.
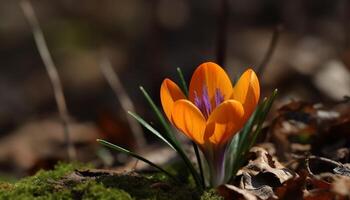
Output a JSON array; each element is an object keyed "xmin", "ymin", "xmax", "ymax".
[
  {"xmin": 189, "ymin": 62, "xmax": 233, "ymax": 109},
  {"xmin": 160, "ymin": 78, "xmax": 186, "ymax": 121},
  {"xmin": 232, "ymin": 69, "xmax": 260, "ymax": 121},
  {"xmin": 171, "ymin": 99, "xmax": 206, "ymax": 145},
  {"xmin": 204, "ymin": 100, "xmax": 244, "ymax": 145}
]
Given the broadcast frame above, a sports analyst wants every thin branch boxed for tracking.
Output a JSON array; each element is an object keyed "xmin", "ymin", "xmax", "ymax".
[
  {"xmin": 99, "ymin": 56, "xmax": 146, "ymax": 151},
  {"xmin": 216, "ymin": 0, "xmax": 229, "ymax": 67},
  {"xmin": 257, "ymin": 25, "xmax": 283, "ymax": 78},
  {"xmin": 20, "ymin": 0, "xmax": 76, "ymax": 160}
]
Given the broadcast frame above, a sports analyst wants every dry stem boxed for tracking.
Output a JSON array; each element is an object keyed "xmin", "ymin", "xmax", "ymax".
[
  {"xmin": 257, "ymin": 25, "xmax": 283, "ymax": 78},
  {"xmin": 20, "ymin": 0, "xmax": 76, "ymax": 160},
  {"xmin": 99, "ymin": 56, "xmax": 146, "ymax": 151}
]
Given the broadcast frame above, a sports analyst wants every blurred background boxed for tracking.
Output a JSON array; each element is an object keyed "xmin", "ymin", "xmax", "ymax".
[{"xmin": 0, "ymin": 0, "xmax": 349, "ymax": 179}]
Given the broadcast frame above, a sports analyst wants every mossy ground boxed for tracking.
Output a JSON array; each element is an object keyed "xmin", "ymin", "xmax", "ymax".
[{"xmin": 0, "ymin": 163, "xmax": 222, "ymax": 200}]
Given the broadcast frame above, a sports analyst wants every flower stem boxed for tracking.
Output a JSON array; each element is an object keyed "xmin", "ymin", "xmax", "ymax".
[
  {"xmin": 205, "ymin": 146, "xmax": 227, "ymax": 187},
  {"xmin": 192, "ymin": 142, "xmax": 205, "ymax": 187}
]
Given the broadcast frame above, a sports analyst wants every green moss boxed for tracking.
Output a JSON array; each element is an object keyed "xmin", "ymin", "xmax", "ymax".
[
  {"xmin": 163, "ymin": 161, "xmax": 194, "ymax": 187},
  {"xmin": 0, "ymin": 162, "xmax": 85, "ymax": 200},
  {"xmin": 0, "ymin": 163, "xmax": 223, "ymax": 200},
  {"xmin": 0, "ymin": 163, "xmax": 132, "ymax": 200},
  {"xmin": 72, "ymin": 181, "xmax": 132, "ymax": 200},
  {"xmin": 99, "ymin": 172, "xmax": 197, "ymax": 200},
  {"xmin": 0, "ymin": 182, "xmax": 13, "ymax": 191},
  {"xmin": 200, "ymin": 190, "xmax": 224, "ymax": 200}
]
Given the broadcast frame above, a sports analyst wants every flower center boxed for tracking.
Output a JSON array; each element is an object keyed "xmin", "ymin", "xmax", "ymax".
[{"xmin": 194, "ymin": 86, "xmax": 224, "ymax": 119}]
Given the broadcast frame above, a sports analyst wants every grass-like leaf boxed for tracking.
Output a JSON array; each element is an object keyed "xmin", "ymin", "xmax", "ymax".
[
  {"xmin": 248, "ymin": 89, "xmax": 278, "ymax": 149},
  {"xmin": 139, "ymin": 86, "xmax": 204, "ymax": 189},
  {"xmin": 128, "ymin": 111, "xmax": 176, "ymax": 151},
  {"xmin": 226, "ymin": 89, "xmax": 278, "ymax": 180},
  {"xmin": 260, "ymin": 89, "xmax": 278, "ymax": 121},
  {"xmin": 225, "ymin": 101, "xmax": 265, "ymax": 180},
  {"xmin": 238, "ymin": 98, "xmax": 266, "ymax": 155},
  {"xmin": 97, "ymin": 139, "xmax": 178, "ymax": 181},
  {"xmin": 139, "ymin": 86, "xmax": 175, "ymax": 141},
  {"xmin": 224, "ymin": 129, "xmax": 240, "ymax": 181},
  {"xmin": 176, "ymin": 67, "xmax": 189, "ymax": 96}
]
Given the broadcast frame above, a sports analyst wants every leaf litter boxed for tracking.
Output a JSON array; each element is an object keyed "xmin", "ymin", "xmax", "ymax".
[
  {"xmin": 1, "ymin": 99, "xmax": 350, "ymax": 200},
  {"xmin": 219, "ymin": 99, "xmax": 350, "ymax": 199}
]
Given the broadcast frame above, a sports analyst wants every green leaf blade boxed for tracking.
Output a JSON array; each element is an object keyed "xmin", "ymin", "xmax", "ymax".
[
  {"xmin": 139, "ymin": 86, "xmax": 203, "ymax": 189},
  {"xmin": 97, "ymin": 139, "xmax": 178, "ymax": 181},
  {"xmin": 226, "ymin": 89, "xmax": 278, "ymax": 180},
  {"xmin": 176, "ymin": 67, "xmax": 189, "ymax": 96},
  {"xmin": 128, "ymin": 111, "xmax": 176, "ymax": 151},
  {"xmin": 139, "ymin": 86, "xmax": 175, "ymax": 141}
]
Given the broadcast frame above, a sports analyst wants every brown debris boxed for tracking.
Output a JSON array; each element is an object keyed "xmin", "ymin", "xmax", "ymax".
[
  {"xmin": 219, "ymin": 184, "xmax": 258, "ymax": 200},
  {"xmin": 273, "ymin": 171, "xmax": 307, "ymax": 200},
  {"xmin": 237, "ymin": 147, "xmax": 295, "ymax": 200},
  {"xmin": 269, "ymin": 100, "xmax": 350, "ymax": 164}
]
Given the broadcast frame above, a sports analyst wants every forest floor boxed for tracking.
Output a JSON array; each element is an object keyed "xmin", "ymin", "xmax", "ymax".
[{"xmin": 1, "ymin": 100, "xmax": 350, "ymax": 200}]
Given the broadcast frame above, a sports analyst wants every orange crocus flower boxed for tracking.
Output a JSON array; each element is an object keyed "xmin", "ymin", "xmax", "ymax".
[{"xmin": 160, "ymin": 62, "xmax": 260, "ymax": 186}]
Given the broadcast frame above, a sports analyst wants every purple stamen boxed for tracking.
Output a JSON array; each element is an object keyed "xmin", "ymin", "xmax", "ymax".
[
  {"xmin": 202, "ymin": 86, "xmax": 212, "ymax": 118},
  {"xmin": 194, "ymin": 86, "xmax": 225, "ymax": 119},
  {"xmin": 215, "ymin": 88, "xmax": 224, "ymax": 107},
  {"xmin": 194, "ymin": 89, "xmax": 210, "ymax": 119}
]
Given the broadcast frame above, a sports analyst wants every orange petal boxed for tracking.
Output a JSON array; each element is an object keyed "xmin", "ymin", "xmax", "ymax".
[
  {"xmin": 171, "ymin": 99, "xmax": 206, "ymax": 145},
  {"xmin": 160, "ymin": 79, "xmax": 186, "ymax": 121},
  {"xmin": 204, "ymin": 100, "xmax": 244, "ymax": 145},
  {"xmin": 189, "ymin": 62, "xmax": 233, "ymax": 108},
  {"xmin": 232, "ymin": 69, "xmax": 260, "ymax": 121}
]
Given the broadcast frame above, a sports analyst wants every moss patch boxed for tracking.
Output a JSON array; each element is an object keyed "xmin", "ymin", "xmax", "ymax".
[
  {"xmin": 71, "ymin": 181, "xmax": 132, "ymax": 200},
  {"xmin": 0, "ymin": 163, "xmax": 220, "ymax": 200},
  {"xmin": 98, "ymin": 172, "xmax": 197, "ymax": 200},
  {"xmin": 200, "ymin": 189, "xmax": 224, "ymax": 200}
]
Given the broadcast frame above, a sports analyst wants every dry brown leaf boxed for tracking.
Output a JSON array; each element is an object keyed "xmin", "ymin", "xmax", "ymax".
[
  {"xmin": 270, "ymin": 101, "xmax": 319, "ymax": 160},
  {"xmin": 273, "ymin": 171, "xmax": 306, "ymax": 200},
  {"xmin": 313, "ymin": 117, "xmax": 350, "ymax": 163},
  {"xmin": 238, "ymin": 147, "xmax": 295, "ymax": 183},
  {"xmin": 304, "ymin": 190, "xmax": 339, "ymax": 200},
  {"xmin": 331, "ymin": 175, "xmax": 350, "ymax": 196},
  {"xmin": 279, "ymin": 101, "xmax": 350, "ymax": 164},
  {"xmin": 237, "ymin": 147, "xmax": 295, "ymax": 200},
  {"xmin": 240, "ymin": 172, "xmax": 277, "ymax": 200},
  {"xmin": 220, "ymin": 184, "xmax": 258, "ymax": 200}
]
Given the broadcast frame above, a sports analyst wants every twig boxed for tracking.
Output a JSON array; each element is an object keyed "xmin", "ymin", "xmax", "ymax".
[
  {"xmin": 216, "ymin": 0, "xmax": 229, "ymax": 67},
  {"xmin": 20, "ymin": 0, "xmax": 76, "ymax": 160},
  {"xmin": 257, "ymin": 25, "xmax": 283, "ymax": 78},
  {"xmin": 99, "ymin": 56, "xmax": 146, "ymax": 151}
]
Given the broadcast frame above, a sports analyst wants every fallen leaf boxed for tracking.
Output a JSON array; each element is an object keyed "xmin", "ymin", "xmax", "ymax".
[
  {"xmin": 220, "ymin": 184, "xmax": 257, "ymax": 200},
  {"xmin": 237, "ymin": 147, "xmax": 295, "ymax": 199},
  {"xmin": 274, "ymin": 171, "xmax": 307, "ymax": 200},
  {"xmin": 331, "ymin": 175, "xmax": 350, "ymax": 196}
]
